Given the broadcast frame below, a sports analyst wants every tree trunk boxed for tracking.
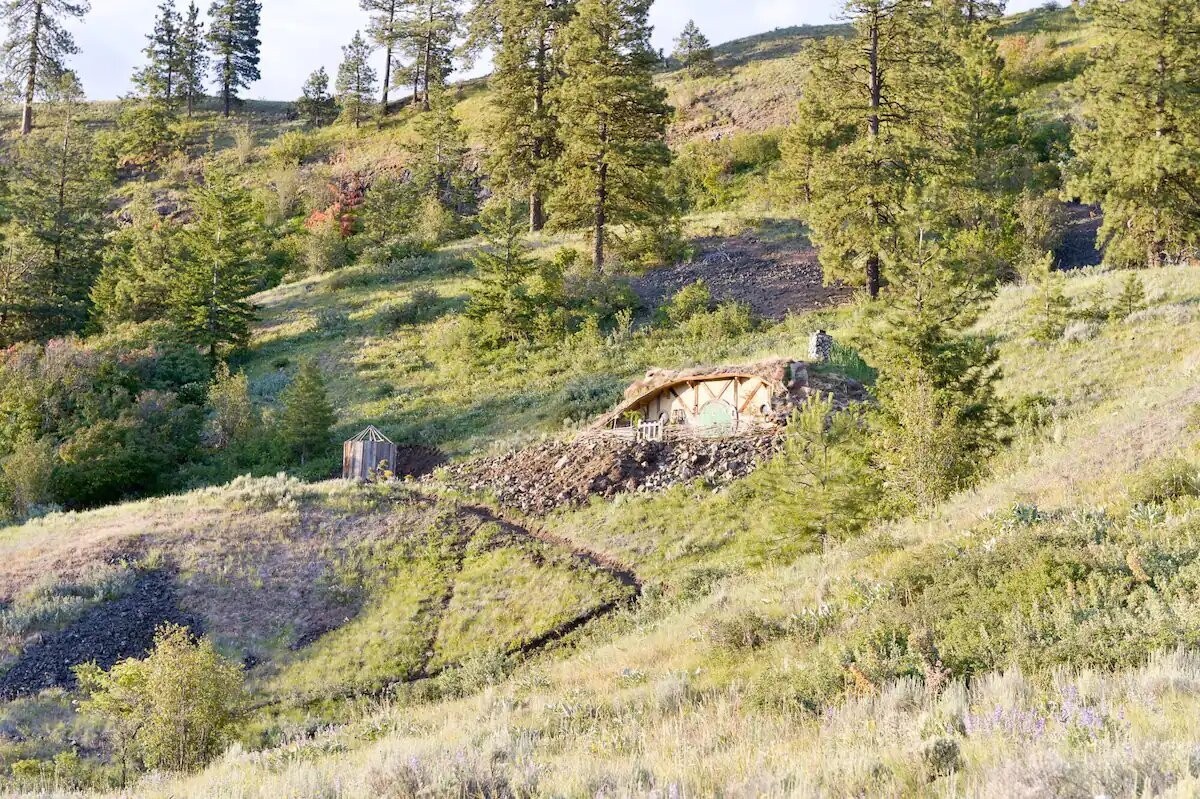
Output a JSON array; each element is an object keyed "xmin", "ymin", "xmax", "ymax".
[
  {"xmin": 867, "ymin": 253, "xmax": 881, "ymax": 298},
  {"xmin": 21, "ymin": 2, "xmax": 44, "ymax": 136},
  {"xmin": 865, "ymin": 12, "xmax": 882, "ymax": 299},
  {"xmin": 421, "ymin": 1, "xmax": 434, "ymax": 111},
  {"xmin": 593, "ymin": 121, "xmax": 609, "ymax": 272},
  {"xmin": 380, "ymin": 2, "xmax": 396, "ymax": 117},
  {"xmin": 530, "ymin": 27, "xmax": 549, "ymax": 233}
]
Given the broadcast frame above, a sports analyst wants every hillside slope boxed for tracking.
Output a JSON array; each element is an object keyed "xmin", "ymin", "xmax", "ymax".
[{"xmin": 26, "ymin": 264, "xmax": 1200, "ymax": 798}]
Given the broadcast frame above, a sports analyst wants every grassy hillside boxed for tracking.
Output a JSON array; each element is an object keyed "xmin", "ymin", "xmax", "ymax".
[
  {"xmin": 16, "ymin": 263, "xmax": 1194, "ymax": 797},
  {"xmin": 3, "ymin": 5, "xmax": 1178, "ymax": 796}
]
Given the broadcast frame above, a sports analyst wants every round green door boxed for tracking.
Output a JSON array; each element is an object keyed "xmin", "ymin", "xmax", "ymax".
[{"xmin": 697, "ymin": 400, "xmax": 738, "ymax": 437}]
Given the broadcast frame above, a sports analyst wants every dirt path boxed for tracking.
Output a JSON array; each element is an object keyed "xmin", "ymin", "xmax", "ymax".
[{"xmin": 631, "ymin": 230, "xmax": 852, "ymax": 320}]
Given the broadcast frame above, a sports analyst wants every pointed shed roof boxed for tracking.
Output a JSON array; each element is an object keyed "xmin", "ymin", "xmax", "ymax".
[{"xmin": 348, "ymin": 425, "xmax": 393, "ymax": 444}]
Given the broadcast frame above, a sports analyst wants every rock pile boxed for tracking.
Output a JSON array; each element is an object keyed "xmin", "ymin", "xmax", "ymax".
[{"xmin": 438, "ymin": 435, "xmax": 782, "ymax": 515}]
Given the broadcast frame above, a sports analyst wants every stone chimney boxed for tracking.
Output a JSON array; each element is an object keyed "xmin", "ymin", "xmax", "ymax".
[{"xmin": 809, "ymin": 330, "xmax": 834, "ymax": 363}]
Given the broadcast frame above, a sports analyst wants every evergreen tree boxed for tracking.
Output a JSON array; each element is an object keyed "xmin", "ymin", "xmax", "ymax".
[
  {"xmin": 278, "ymin": 360, "xmax": 336, "ymax": 465},
  {"xmin": 672, "ymin": 20, "xmax": 715, "ymax": 77},
  {"xmin": 409, "ymin": 86, "xmax": 472, "ymax": 238},
  {"xmin": 297, "ymin": 67, "xmax": 336, "ymax": 127},
  {"xmin": 754, "ymin": 395, "xmax": 879, "ymax": 543},
  {"xmin": 0, "ymin": 0, "xmax": 90, "ymax": 135},
  {"xmin": 134, "ymin": 0, "xmax": 183, "ymax": 103},
  {"xmin": 1111, "ymin": 272, "xmax": 1147, "ymax": 320},
  {"xmin": 786, "ymin": 0, "xmax": 944, "ymax": 297},
  {"xmin": 169, "ymin": 171, "xmax": 260, "ymax": 359},
  {"xmin": 1023, "ymin": 252, "xmax": 1071, "ymax": 342},
  {"xmin": 177, "ymin": 1, "xmax": 208, "ymax": 115},
  {"xmin": 550, "ymin": 0, "xmax": 672, "ymax": 271},
  {"xmin": 1, "ymin": 72, "xmax": 110, "ymax": 343},
  {"xmin": 866, "ymin": 201, "xmax": 1006, "ymax": 510},
  {"xmin": 91, "ymin": 192, "xmax": 181, "ymax": 329},
  {"xmin": 1066, "ymin": 0, "xmax": 1200, "ymax": 267},
  {"xmin": 361, "ymin": 0, "xmax": 403, "ymax": 115},
  {"xmin": 484, "ymin": 0, "xmax": 572, "ymax": 232},
  {"xmin": 336, "ymin": 31, "xmax": 378, "ymax": 128},
  {"xmin": 955, "ymin": 0, "xmax": 1005, "ymax": 23},
  {"xmin": 933, "ymin": 22, "xmax": 1026, "ymax": 279},
  {"xmin": 206, "ymin": 0, "xmax": 261, "ymax": 117},
  {"xmin": 399, "ymin": 0, "xmax": 461, "ymax": 110},
  {"xmin": 466, "ymin": 200, "xmax": 543, "ymax": 343}
]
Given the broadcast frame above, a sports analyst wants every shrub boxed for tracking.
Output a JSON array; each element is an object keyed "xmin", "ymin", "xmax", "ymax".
[
  {"xmin": 704, "ymin": 610, "xmax": 786, "ymax": 652},
  {"xmin": 304, "ymin": 219, "xmax": 352, "ymax": 275},
  {"xmin": 1126, "ymin": 457, "xmax": 1200, "ymax": 506},
  {"xmin": 377, "ymin": 289, "xmax": 447, "ymax": 329},
  {"xmin": 76, "ymin": 625, "xmax": 244, "ymax": 775},
  {"xmin": 553, "ymin": 374, "xmax": 625, "ymax": 423},
  {"xmin": 203, "ymin": 364, "xmax": 257, "ymax": 451},
  {"xmin": 267, "ymin": 130, "xmax": 319, "ymax": 165},
  {"xmin": 662, "ymin": 280, "xmax": 714, "ymax": 326},
  {"xmin": 678, "ymin": 301, "xmax": 755, "ymax": 344}
]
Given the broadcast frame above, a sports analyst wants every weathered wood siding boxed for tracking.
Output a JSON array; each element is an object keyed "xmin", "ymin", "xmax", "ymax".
[{"xmin": 343, "ymin": 440, "xmax": 399, "ymax": 480}]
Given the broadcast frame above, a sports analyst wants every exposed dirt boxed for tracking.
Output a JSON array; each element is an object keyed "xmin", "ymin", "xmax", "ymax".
[
  {"xmin": 0, "ymin": 570, "xmax": 200, "ymax": 700},
  {"xmin": 632, "ymin": 232, "xmax": 851, "ymax": 320},
  {"xmin": 1058, "ymin": 202, "xmax": 1103, "ymax": 271},
  {"xmin": 394, "ymin": 445, "xmax": 447, "ymax": 478}
]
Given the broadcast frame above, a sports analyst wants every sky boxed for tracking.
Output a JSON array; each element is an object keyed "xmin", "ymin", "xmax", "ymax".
[{"xmin": 38, "ymin": 0, "xmax": 1041, "ymax": 101}]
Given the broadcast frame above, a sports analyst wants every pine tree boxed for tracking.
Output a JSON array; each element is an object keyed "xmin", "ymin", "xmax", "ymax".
[
  {"xmin": 1111, "ymin": 272, "xmax": 1147, "ymax": 320},
  {"xmin": 178, "ymin": 1, "xmax": 208, "ymax": 115},
  {"xmin": 134, "ymin": 0, "xmax": 183, "ymax": 103},
  {"xmin": 2, "ymin": 72, "xmax": 110, "ymax": 343},
  {"xmin": 866, "ymin": 200, "xmax": 1006, "ymax": 510},
  {"xmin": 550, "ymin": 0, "xmax": 672, "ymax": 271},
  {"xmin": 466, "ymin": 200, "xmax": 542, "ymax": 343},
  {"xmin": 933, "ymin": 21, "xmax": 1025, "ymax": 278},
  {"xmin": 169, "ymin": 170, "xmax": 260, "ymax": 359},
  {"xmin": 336, "ymin": 31, "xmax": 378, "ymax": 128},
  {"xmin": 361, "ymin": 0, "xmax": 403, "ymax": 115},
  {"xmin": 955, "ymin": 0, "xmax": 1005, "ymax": 23},
  {"xmin": 484, "ymin": 0, "xmax": 572, "ymax": 232},
  {"xmin": 1023, "ymin": 252, "xmax": 1071, "ymax": 342},
  {"xmin": 278, "ymin": 360, "xmax": 336, "ymax": 465},
  {"xmin": 297, "ymin": 67, "xmax": 336, "ymax": 127},
  {"xmin": 0, "ymin": 0, "xmax": 91, "ymax": 135},
  {"xmin": 399, "ymin": 0, "xmax": 461, "ymax": 110},
  {"xmin": 91, "ymin": 192, "xmax": 181, "ymax": 329},
  {"xmin": 672, "ymin": 20, "xmax": 715, "ymax": 77},
  {"xmin": 206, "ymin": 0, "xmax": 261, "ymax": 117},
  {"xmin": 1066, "ymin": 0, "xmax": 1200, "ymax": 267},
  {"xmin": 409, "ymin": 86, "xmax": 472, "ymax": 238},
  {"xmin": 786, "ymin": 0, "xmax": 945, "ymax": 297}
]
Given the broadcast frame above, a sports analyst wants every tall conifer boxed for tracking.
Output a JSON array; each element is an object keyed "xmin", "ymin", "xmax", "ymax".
[
  {"xmin": 2, "ymin": 72, "xmax": 110, "ymax": 341},
  {"xmin": 134, "ymin": 0, "xmax": 183, "ymax": 102},
  {"xmin": 0, "ymin": 0, "xmax": 90, "ymax": 135},
  {"xmin": 550, "ymin": 0, "xmax": 672, "ymax": 270},
  {"xmin": 178, "ymin": 1, "xmax": 208, "ymax": 115},
  {"xmin": 336, "ymin": 31, "xmax": 378, "ymax": 129},
  {"xmin": 170, "ymin": 171, "xmax": 261, "ymax": 359},
  {"xmin": 484, "ymin": 0, "xmax": 572, "ymax": 232},
  {"xmin": 361, "ymin": 0, "xmax": 403, "ymax": 115},
  {"xmin": 1067, "ymin": 0, "xmax": 1200, "ymax": 267},
  {"xmin": 207, "ymin": 0, "xmax": 261, "ymax": 117}
]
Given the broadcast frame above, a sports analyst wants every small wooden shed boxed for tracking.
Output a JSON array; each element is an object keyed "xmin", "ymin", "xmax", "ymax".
[{"xmin": 343, "ymin": 426, "xmax": 398, "ymax": 480}]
